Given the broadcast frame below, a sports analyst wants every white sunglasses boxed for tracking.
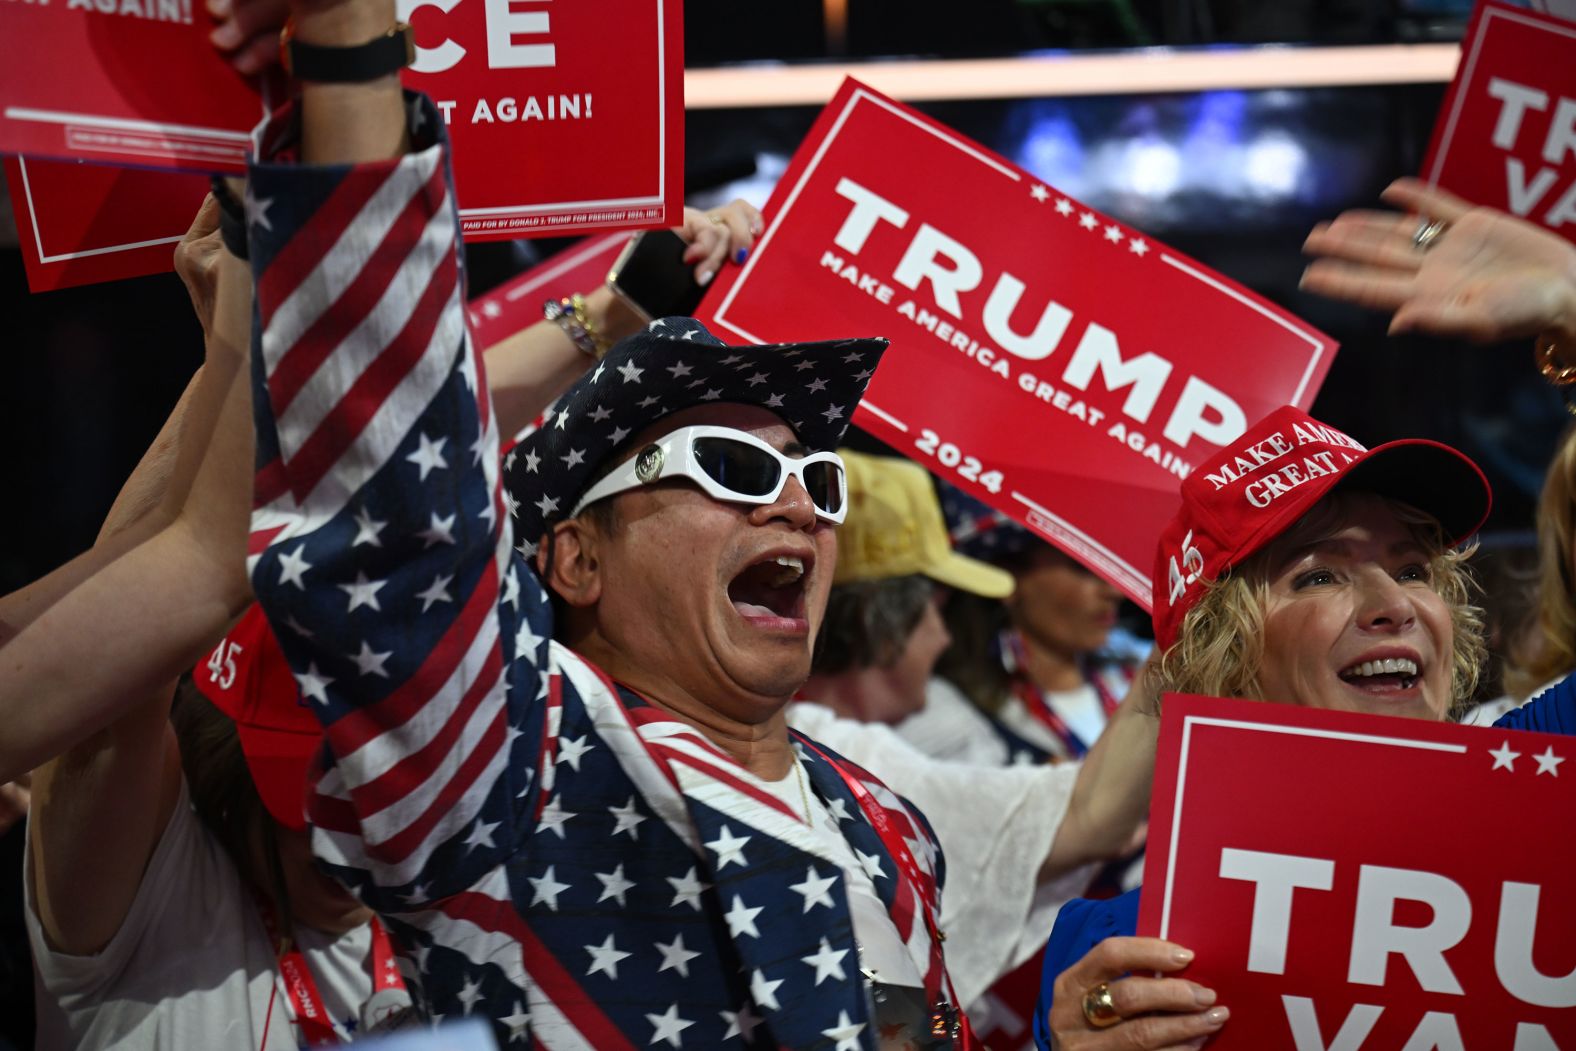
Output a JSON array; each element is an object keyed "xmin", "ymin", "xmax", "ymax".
[{"xmin": 570, "ymin": 424, "xmax": 848, "ymax": 523}]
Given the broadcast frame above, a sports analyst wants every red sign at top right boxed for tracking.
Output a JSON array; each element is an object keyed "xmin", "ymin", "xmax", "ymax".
[{"xmin": 1423, "ymin": 2, "xmax": 1576, "ymax": 244}]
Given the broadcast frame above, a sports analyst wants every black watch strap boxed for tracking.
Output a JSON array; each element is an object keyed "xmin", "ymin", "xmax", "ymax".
[{"xmin": 282, "ymin": 22, "xmax": 414, "ymax": 83}]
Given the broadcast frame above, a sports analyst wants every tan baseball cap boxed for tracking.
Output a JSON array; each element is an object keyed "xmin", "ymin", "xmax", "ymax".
[{"xmin": 834, "ymin": 450, "xmax": 1015, "ymax": 598}]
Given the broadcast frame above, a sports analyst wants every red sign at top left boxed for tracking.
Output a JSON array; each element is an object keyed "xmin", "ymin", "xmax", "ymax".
[
  {"xmin": 0, "ymin": 0, "xmax": 683, "ymax": 237},
  {"xmin": 0, "ymin": 1, "xmax": 275, "ymax": 172}
]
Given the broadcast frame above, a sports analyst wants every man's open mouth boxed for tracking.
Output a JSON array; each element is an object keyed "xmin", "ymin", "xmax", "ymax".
[
  {"xmin": 728, "ymin": 553, "xmax": 810, "ymax": 625},
  {"xmin": 1338, "ymin": 656, "xmax": 1421, "ymax": 693}
]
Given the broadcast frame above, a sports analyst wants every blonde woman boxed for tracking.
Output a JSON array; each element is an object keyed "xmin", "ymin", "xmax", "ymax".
[
  {"xmin": 1034, "ymin": 406, "xmax": 1571, "ymax": 1050},
  {"xmin": 1504, "ymin": 424, "xmax": 1576, "ymax": 704}
]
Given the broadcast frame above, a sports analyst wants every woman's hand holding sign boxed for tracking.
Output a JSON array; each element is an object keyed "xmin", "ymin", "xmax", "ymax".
[
  {"xmin": 1301, "ymin": 177, "xmax": 1576, "ymax": 345},
  {"xmin": 1046, "ymin": 936, "xmax": 1228, "ymax": 1051},
  {"xmin": 678, "ymin": 199, "xmax": 765, "ymax": 287}
]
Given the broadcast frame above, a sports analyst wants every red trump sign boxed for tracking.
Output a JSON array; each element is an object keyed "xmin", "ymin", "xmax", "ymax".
[
  {"xmin": 1140, "ymin": 695, "xmax": 1576, "ymax": 1049},
  {"xmin": 1423, "ymin": 1, "xmax": 1576, "ymax": 244},
  {"xmin": 698, "ymin": 79, "xmax": 1336, "ymax": 609}
]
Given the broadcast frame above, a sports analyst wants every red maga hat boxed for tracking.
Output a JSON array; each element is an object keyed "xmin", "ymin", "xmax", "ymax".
[
  {"xmin": 192, "ymin": 604, "xmax": 321, "ymax": 832},
  {"xmin": 1150, "ymin": 405, "xmax": 1491, "ymax": 652}
]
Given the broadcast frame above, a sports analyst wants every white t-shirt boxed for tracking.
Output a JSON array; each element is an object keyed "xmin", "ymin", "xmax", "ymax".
[
  {"xmin": 787, "ymin": 703, "xmax": 1093, "ymax": 1008},
  {"xmin": 998, "ymin": 681, "xmax": 1108, "ymax": 758},
  {"xmin": 26, "ymin": 779, "xmax": 412, "ymax": 1051}
]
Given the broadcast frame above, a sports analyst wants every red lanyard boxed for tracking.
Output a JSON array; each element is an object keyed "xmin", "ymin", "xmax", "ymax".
[
  {"xmin": 1005, "ymin": 633, "xmax": 1122, "ymax": 758},
  {"xmin": 797, "ymin": 740, "xmax": 978, "ymax": 1050},
  {"xmin": 254, "ymin": 894, "xmax": 404, "ymax": 1047}
]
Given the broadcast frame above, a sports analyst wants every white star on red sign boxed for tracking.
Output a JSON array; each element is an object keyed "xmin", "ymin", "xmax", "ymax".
[{"xmin": 1533, "ymin": 746, "xmax": 1565, "ymax": 776}]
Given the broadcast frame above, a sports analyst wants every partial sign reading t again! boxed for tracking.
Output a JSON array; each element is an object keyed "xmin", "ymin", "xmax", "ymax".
[{"xmin": 397, "ymin": 0, "xmax": 683, "ymax": 238}]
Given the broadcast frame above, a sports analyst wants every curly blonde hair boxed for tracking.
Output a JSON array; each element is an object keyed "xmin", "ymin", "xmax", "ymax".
[
  {"xmin": 1157, "ymin": 493, "xmax": 1486, "ymax": 720},
  {"xmin": 1504, "ymin": 424, "xmax": 1576, "ymax": 700}
]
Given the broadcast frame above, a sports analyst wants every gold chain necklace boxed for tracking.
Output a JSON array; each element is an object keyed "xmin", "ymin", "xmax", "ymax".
[{"xmin": 793, "ymin": 753, "xmax": 814, "ymax": 822}]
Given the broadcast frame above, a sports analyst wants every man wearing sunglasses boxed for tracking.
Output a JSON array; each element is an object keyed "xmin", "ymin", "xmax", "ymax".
[{"xmin": 238, "ymin": 7, "xmax": 1153, "ymax": 1045}]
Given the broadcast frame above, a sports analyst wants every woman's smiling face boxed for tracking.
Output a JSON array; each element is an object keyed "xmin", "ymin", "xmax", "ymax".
[{"xmin": 1256, "ymin": 492, "xmax": 1454, "ymax": 723}]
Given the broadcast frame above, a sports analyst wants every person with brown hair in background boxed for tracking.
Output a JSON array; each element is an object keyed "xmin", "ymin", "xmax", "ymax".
[{"xmin": 925, "ymin": 490, "xmax": 1149, "ymax": 768}]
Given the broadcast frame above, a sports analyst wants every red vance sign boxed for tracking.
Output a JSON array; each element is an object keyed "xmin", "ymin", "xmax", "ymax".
[
  {"xmin": 402, "ymin": 0, "xmax": 684, "ymax": 239},
  {"xmin": 698, "ymin": 78, "xmax": 1336, "ymax": 609},
  {"xmin": 1140, "ymin": 695, "xmax": 1576, "ymax": 1049},
  {"xmin": 5, "ymin": 156, "xmax": 210, "ymax": 293},
  {"xmin": 1422, "ymin": 1, "xmax": 1576, "ymax": 244}
]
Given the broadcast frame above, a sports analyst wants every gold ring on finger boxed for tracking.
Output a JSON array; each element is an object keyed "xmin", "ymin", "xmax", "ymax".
[
  {"xmin": 1081, "ymin": 982, "xmax": 1120, "ymax": 1029},
  {"xmin": 707, "ymin": 213, "xmax": 729, "ymax": 227}
]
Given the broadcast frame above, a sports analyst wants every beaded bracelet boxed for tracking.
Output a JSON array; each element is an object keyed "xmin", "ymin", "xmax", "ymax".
[{"xmin": 543, "ymin": 293, "xmax": 609, "ymax": 360}]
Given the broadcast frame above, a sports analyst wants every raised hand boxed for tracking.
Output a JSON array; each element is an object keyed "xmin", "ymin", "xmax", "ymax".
[
  {"xmin": 173, "ymin": 195, "xmax": 225, "ymax": 339},
  {"xmin": 207, "ymin": 0, "xmax": 289, "ymax": 75},
  {"xmin": 1301, "ymin": 178, "xmax": 1576, "ymax": 344}
]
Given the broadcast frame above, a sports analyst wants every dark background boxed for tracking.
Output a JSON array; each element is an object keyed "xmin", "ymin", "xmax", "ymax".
[{"xmin": 0, "ymin": 1, "xmax": 1564, "ymax": 1044}]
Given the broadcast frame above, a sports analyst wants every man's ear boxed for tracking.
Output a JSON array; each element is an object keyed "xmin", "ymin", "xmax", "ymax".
[{"xmin": 538, "ymin": 519, "xmax": 604, "ymax": 608}]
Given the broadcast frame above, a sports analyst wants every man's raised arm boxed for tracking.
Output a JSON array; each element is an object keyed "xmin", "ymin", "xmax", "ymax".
[{"xmin": 243, "ymin": 0, "xmax": 552, "ymax": 909}]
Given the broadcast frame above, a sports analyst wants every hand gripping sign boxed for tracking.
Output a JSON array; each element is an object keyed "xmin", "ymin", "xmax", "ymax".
[
  {"xmin": 0, "ymin": 0, "xmax": 682, "ymax": 238},
  {"xmin": 4, "ymin": 156, "xmax": 210, "ymax": 292},
  {"xmin": 697, "ymin": 78, "xmax": 1336, "ymax": 609},
  {"xmin": 1422, "ymin": 1, "xmax": 1576, "ymax": 245},
  {"xmin": 1139, "ymin": 696, "xmax": 1576, "ymax": 1050}
]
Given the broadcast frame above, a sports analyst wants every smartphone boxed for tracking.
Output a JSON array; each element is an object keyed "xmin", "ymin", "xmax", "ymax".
[{"xmin": 606, "ymin": 228, "xmax": 707, "ymax": 322}]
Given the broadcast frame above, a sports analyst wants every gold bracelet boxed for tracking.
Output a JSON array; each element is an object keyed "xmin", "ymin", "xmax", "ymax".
[
  {"xmin": 1535, "ymin": 330, "xmax": 1576, "ymax": 387},
  {"xmin": 543, "ymin": 293, "xmax": 610, "ymax": 360}
]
